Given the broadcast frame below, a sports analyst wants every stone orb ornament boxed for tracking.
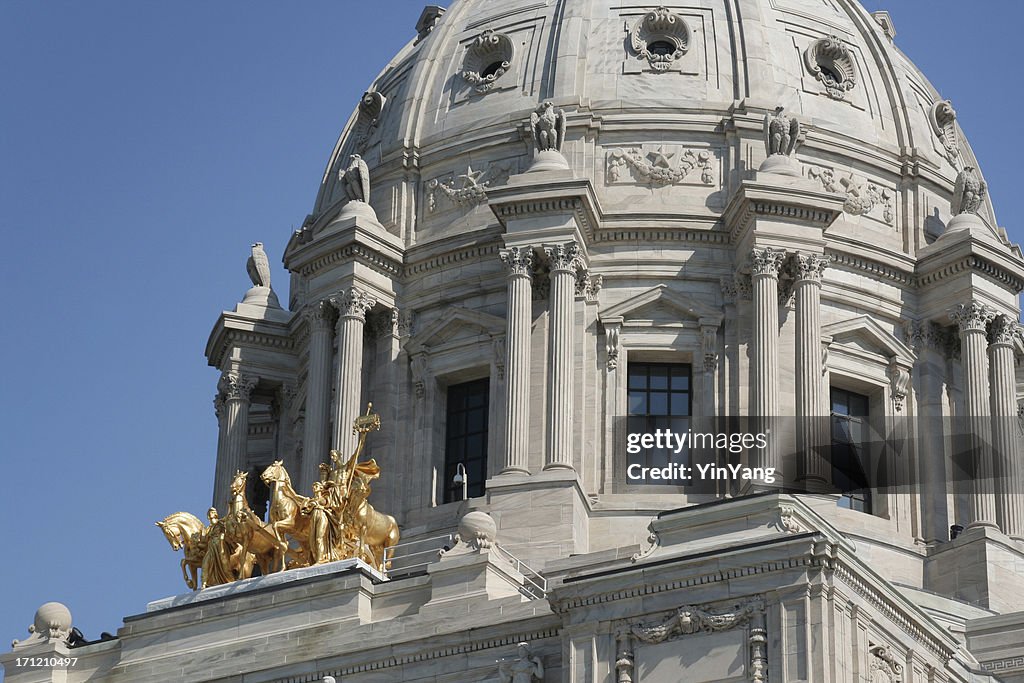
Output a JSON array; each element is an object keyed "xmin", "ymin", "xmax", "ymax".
[
  {"xmin": 458, "ymin": 510, "xmax": 497, "ymax": 550},
  {"xmin": 13, "ymin": 601, "xmax": 73, "ymax": 648}
]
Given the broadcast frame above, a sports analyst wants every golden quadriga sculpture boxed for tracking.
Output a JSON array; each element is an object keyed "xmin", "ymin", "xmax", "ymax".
[{"xmin": 157, "ymin": 405, "xmax": 400, "ymax": 590}]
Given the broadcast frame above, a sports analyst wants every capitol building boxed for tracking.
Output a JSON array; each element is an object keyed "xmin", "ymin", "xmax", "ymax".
[{"xmin": 5, "ymin": 0, "xmax": 1024, "ymax": 681}]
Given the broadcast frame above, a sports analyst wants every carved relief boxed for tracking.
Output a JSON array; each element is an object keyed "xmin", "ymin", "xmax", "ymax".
[
  {"xmin": 889, "ymin": 361, "xmax": 911, "ymax": 412},
  {"xmin": 774, "ymin": 504, "xmax": 807, "ymax": 533},
  {"xmin": 630, "ymin": 598, "xmax": 765, "ymax": 642},
  {"xmin": 869, "ymin": 644, "xmax": 904, "ymax": 683},
  {"xmin": 462, "ymin": 29, "xmax": 514, "ymax": 93},
  {"xmin": 410, "ymin": 353, "xmax": 430, "ymax": 399},
  {"xmin": 427, "ymin": 160, "xmax": 516, "ymax": 212},
  {"xmin": 627, "ymin": 7, "xmax": 691, "ymax": 72},
  {"xmin": 575, "ymin": 271, "xmax": 603, "ymax": 302},
  {"xmin": 630, "ymin": 530, "xmax": 660, "ymax": 562},
  {"xmin": 807, "ymin": 167, "xmax": 894, "ymax": 224},
  {"xmin": 928, "ymin": 100, "xmax": 960, "ymax": 163},
  {"xmin": 805, "ymin": 35, "xmax": 857, "ymax": 100},
  {"xmin": 353, "ymin": 91, "xmax": 385, "ymax": 152},
  {"xmin": 701, "ymin": 324, "xmax": 718, "ymax": 373},
  {"xmin": 606, "ymin": 147, "xmax": 714, "ymax": 186}
]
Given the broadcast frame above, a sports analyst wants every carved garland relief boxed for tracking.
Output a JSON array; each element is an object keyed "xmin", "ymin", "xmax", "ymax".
[
  {"xmin": 427, "ymin": 160, "xmax": 517, "ymax": 212},
  {"xmin": 606, "ymin": 146, "xmax": 715, "ymax": 186},
  {"xmin": 807, "ymin": 166, "xmax": 894, "ymax": 224}
]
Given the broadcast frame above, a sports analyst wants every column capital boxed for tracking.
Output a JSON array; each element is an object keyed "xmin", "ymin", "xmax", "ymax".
[
  {"xmin": 302, "ymin": 299, "xmax": 336, "ymax": 330},
  {"xmin": 219, "ymin": 371, "xmax": 258, "ymax": 402},
  {"xmin": 575, "ymin": 270, "xmax": 602, "ymax": 302},
  {"xmin": 328, "ymin": 287, "xmax": 377, "ymax": 322},
  {"xmin": 989, "ymin": 314, "xmax": 1020, "ymax": 347},
  {"xmin": 748, "ymin": 246, "xmax": 787, "ymax": 278},
  {"xmin": 789, "ymin": 252, "xmax": 832, "ymax": 284},
  {"xmin": 544, "ymin": 241, "xmax": 581, "ymax": 275},
  {"xmin": 950, "ymin": 300, "xmax": 996, "ymax": 333},
  {"xmin": 213, "ymin": 393, "xmax": 226, "ymax": 418},
  {"xmin": 499, "ymin": 246, "xmax": 535, "ymax": 277}
]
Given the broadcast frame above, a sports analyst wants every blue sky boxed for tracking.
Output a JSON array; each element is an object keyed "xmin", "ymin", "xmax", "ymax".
[{"xmin": 0, "ymin": 0, "xmax": 1021, "ymax": 669}]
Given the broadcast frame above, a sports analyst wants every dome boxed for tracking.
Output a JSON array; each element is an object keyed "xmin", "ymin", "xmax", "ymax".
[{"xmin": 305, "ymin": 0, "xmax": 1005, "ymax": 248}]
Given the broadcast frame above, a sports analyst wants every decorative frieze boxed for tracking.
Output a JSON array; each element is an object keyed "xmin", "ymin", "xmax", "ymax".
[
  {"xmin": 630, "ymin": 598, "xmax": 765, "ymax": 642},
  {"xmin": 807, "ymin": 166, "xmax": 894, "ymax": 224},
  {"xmin": 606, "ymin": 146, "xmax": 714, "ymax": 186},
  {"xmin": 427, "ymin": 161, "xmax": 516, "ymax": 212}
]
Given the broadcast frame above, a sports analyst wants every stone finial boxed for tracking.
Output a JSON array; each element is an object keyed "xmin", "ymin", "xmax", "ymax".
[
  {"xmin": 758, "ymin": 107, "xmax": 802, "ymax": 176},
  {"xmin": 12, "ymin": 602, "xmax": 73, "ymax": 650},
  {"xmin": 951, "ymin": 166, "xmax": 986, "ymax": 216},
  {"xmin": 528, "ymin": 102, "xmax": 570, "ymax": 172},
  {"xmin": 439, "ymin": 511, "xmax": 498, "ymax": 557}
]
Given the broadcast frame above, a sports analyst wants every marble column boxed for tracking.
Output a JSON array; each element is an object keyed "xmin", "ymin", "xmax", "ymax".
[
  {"xmin": 544, "ymin": 241, "xmax": 580, "ymax": 470},
  {"xmin": 950, "ymin": 300, "xmax": 997, "ymax": 529},
  {"xmin": 301, "ymin": 300, "xmax": 335, "ymax": 490},
  {"xmin": 791, "ymin": 253, "xmax": 831, "ymax": 487},
  {"xmin": 329, "ymin": 287, "xmax": 377, "ymax": 457},
  {"xmin": 749, "ymin": 247, "xmax": 787, "ymax": 477},
  {"xmin": 989, "ymin": 314, "xmax": 1023, "ymax": 539},
  {"xmin": 215, "ymin": 371, "xmax": 257, "ymax": 507},
  {"xmin": 499, "ymin": 246, "xmax": 534, "ymax": 474}
]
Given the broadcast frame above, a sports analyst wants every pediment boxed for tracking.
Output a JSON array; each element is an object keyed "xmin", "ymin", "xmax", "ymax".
[
  {"xmin": 405, "ymin": 307, "xmax": 506, "ymax": 355},
  {"xmin": 822, "ymin": 316, "xmax": 915, "ymax": 368},
  {"xmin": 600, "ymin": 285, "xmax": 723, "ymax": 327}
]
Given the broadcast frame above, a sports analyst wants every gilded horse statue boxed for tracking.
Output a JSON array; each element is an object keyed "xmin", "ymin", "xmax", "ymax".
[
  {"xmin": 261, "ymin": 460, "xmax": 313, "ymax": 568},
  {"xmin": 225, "ymin": 471, "xmax": 289, "ymax": 576},
  {"xmin": 343, "ymin": 465, "xmax": 400, "ymax": 572},
  {"xmin": 156, "ymin": 511, "xmax": 207, "ymax": 590}
]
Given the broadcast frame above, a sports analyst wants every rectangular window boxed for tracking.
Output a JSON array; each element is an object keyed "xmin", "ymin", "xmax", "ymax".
[
  {"xmin": 444, "ymin": 378, "xmax": 489, "ymax": 503},
  {"xmin": 831, "ymin": 386, "xmax": 871, "ymax": 513},
  {"xmin": 627, "ymin": 362, "xmax": 692, "ymax": 473}
]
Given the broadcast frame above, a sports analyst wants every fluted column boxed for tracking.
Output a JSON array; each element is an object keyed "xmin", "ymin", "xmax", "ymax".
[
  {"xmin": 544, "ymin": 241, "xmax": 580, "ymax": 470},
  {"xmin": 301, "ymin": 300, "xmax": 335, "ymax": 490},
  {"xmin": 950, "ymin": 300, "xmax": 997, "ymax": 529},
  {"xmin": 989, "ymin": 314, "xmax": 1023, "ymax": 539},
  {"xmin": 499, "ymin": 246, "xmax": 534, "ymax": 474},
  {"xmin": 329, "ymin": 287, "xmax": 377, "ymax": 457},
  {"xmin": 215, "ymin": 371, "xmax": 257, "ymax": 507},
  {"xmin": 749, "ymin": 247, "xmax": 787, "ymax": 477},
  {"xmin": 792, "ymin": 253, "xmax": 831, "ymax": 487}
]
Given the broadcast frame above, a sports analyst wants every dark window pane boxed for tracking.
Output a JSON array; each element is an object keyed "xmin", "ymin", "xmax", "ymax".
[
  {"xmin": 649, "ymin": 365, "xmax": 668, "ymax": 389},
  {"xmin": 669, "ymin": 393, "xmax": 690, "ymax": 416},
  {"xmin": 629, "ymin": 391, "xmax": 648, "ymax": 414},
  {"xmin": 444, "ymin": 378, "xmax": 490, "ymax": 503},
  {"xmin": 670, "ymin": 371, "xmax": 689, "ymax": 390}
]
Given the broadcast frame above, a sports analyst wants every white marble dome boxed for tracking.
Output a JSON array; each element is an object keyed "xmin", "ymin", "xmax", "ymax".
[{"xmin": 306, "ymin": 0, "xmax": 1000, "ymax": 243}]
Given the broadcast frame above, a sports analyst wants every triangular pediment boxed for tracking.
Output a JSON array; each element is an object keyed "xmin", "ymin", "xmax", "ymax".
[
  {"xmin": 600, "ymin": 285, "xmax": 723, "ymax": 326},
  {"xmin": 822, "ymin": 316, "xmax": 915, "ymax": 367},
  {"xmin": 406, "ymin": 307, "xmax": 506, "ymax": 355}
]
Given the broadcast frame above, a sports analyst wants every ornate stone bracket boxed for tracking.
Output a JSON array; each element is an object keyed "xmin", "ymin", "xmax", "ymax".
[
  {"xmin": 869, "ymin": 644, "xmax": 905, "ymax": 683},
  {"xmin": 630, "ymin": 530, "xmax": 660, "ymax": 563},
  {"xmin": 410, "ymin": 352, "xmax": 430, "ymax": 399},
  {"xmin": 353, "ymin": 91, "xmax": 385, "ymax": 152},
  {"xmin": 772, "ymin": 504, "xmax": 808, "ymax": 534},
  {"xmin": 605, "ymin": 324, "xmax": 621, "ymax": 371},
  {"xmin": 701, "ymin": 324, "xmax": 718, "ymax": 373},
  {"xmin": 607, "ymin": 147, "xmax": 714, "ymax": 186},
  {"xmin": 889, "ymin": 361, "xmax": 911, "ymax": 412},
  {"xmin": 627, "ymin": 6, "xmax": 691, "ymax": 72},
  {"xmin": 805, "ymin": 35, "xmax": 857, "ymax": 100},
  {"xmin": 928, "ymin": 100, "xmax": 960, "ymax": 164},
  {"xmin": 427, "ymin": 161, "xmax": 516, "ymax": 212}
]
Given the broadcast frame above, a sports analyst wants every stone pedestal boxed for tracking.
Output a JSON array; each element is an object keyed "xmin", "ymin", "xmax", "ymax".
[
  {"xmin": 422, "ymin": 548, "xmax": 528, "ymax": 610},
  {"xmin": 924, "ymin": 525, "xmax": 1024, "ymax": 612}
]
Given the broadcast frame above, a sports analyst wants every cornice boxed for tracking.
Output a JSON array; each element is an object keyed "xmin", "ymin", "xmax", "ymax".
[
  {"xmin": 206, "ymin": 312, "xmax": 295, "ymax": 369},
  {"xmin": 722, "ymin": 180, "xmax": 845, "ymax": 244}
]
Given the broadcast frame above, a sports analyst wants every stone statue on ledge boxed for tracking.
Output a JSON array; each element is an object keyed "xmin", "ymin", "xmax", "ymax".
[
  {"xmin": 498, "ymin": 642, "xmax": 544, "ymax": 683},
  {"xmin": 759, "ymin": 106, "xmax": 802, "ymax": 177}
]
